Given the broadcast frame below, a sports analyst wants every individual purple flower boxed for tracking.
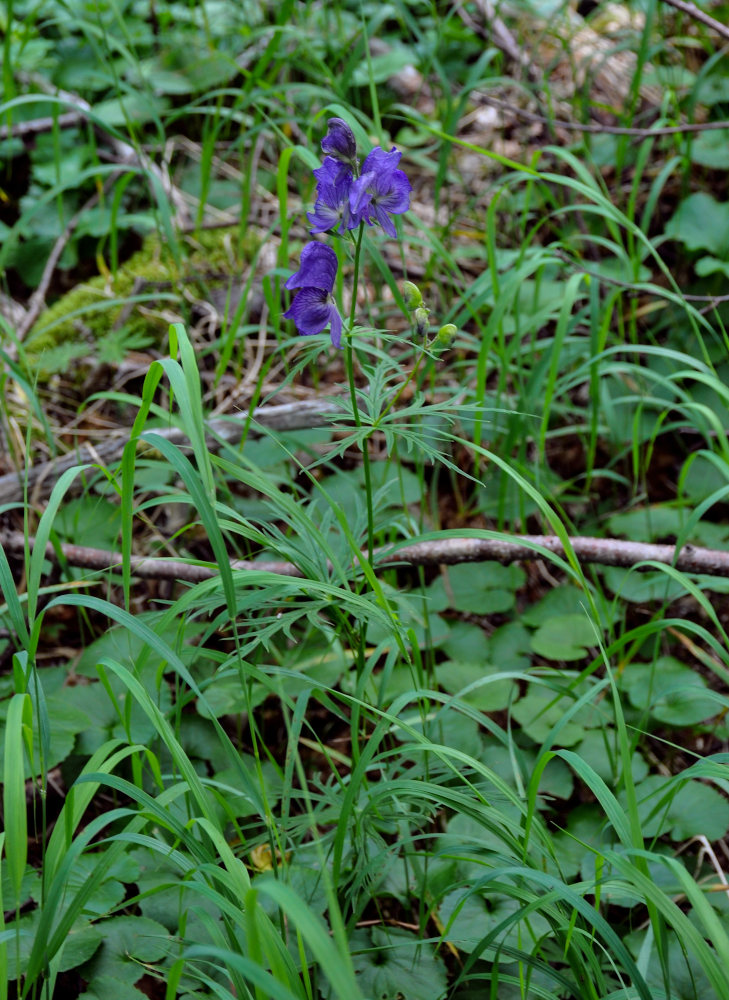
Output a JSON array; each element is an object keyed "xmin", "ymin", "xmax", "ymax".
[
  {"xmin": 307, "ymin": 156, "xmax": 356, "ymax": 234},
  {"xmin": 284, "ymin": 242, "xmax": 343, "ymax": 348},
  {"xmin": 350, "ymin": 146, "xmax": 411, "ymax": 238},
  {"xmin": 321, "ymin": 117, "xmax": 358, "ymax": 166}
]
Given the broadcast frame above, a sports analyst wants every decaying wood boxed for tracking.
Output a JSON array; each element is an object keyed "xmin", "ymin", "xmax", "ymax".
[
  {"xmin": 5, "ymin": 531, "xmax": 729, "ymax": 585},
  {"xmin": 0, "ymin": 398, "xmax": 347, "ymax": 506}
]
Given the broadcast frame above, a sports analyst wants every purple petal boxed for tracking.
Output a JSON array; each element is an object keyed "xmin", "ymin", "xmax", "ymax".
[
  {"xmin": 328, "ymin": 308, "xmax": 343, "ymax": 348},
  {"xmin": 321, "ymin": 118, "xmax": 357, "ymax": 163},
  {"xmin": 284, "ymin": 242, "xmax": 338, "ymax": 292},
  {"xmin": 308, "ymin": 158, "xmax": 354, "ymax": 233},
  {"xmin": 284, "ymin": 287, "xmax": 331, "ymax": 335},
  {"xmin": 372, "ymin": 204, "xmax": 398, "ymax": 238},
  {"xmin": 284, "ymin": 286, "xmax": 343, "ymax": 347},
  {"xmin": 313, "ymin": 157, "xmax": 353, "ymax": 201},
  {"xmin": 373, "ymin": 170, "xmax": 411, "ymax": 214},
  {"xmin": 347, "ymin": 146, "xmax": 410, "ymax": 237},
  {"xmin": 307, "ymin": 202, "xmax": 342, "ymax": 234},
  {"xmin": 350, "ymin": 172, "xmax": 375, "ymax": 219},
  {"xmin": 361, "ymin": 146, "xmax": 401, "ymax": 175}
]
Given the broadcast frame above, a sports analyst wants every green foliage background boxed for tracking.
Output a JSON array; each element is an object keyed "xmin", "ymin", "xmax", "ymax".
[{"xmin": 3, "ymin": 1, "xmax": 729, "ymax": 998}]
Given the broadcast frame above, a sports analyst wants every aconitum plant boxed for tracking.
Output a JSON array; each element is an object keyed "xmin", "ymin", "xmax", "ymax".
[{"xmin": 285, "ymin": 117, "xmax": 411, "ymax": 348}]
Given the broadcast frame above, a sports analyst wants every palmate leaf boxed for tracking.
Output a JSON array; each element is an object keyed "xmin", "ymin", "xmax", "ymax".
[
  {"xmin": 620, "ymin": 657, "xmax": 719, "ymax": 726},
  {"xmin": 426, "ymin": 562, "xmax": 525, "ymax": 615},
  {"xmin": 619, "ymin": 775, "xmax": 729, "ymax": 842},
  {"xmin": 530, "ymin": 614, "xmax": 598, "ymax": 661},
  {"xmin": 4, "ymin": 909, "xmax": 101, "ymax": 980},
  {"xmin": 342, "ymin": 927, "xmax": 447, "ymax": 1000},
  {"xmin": 439, "ymin": 887, "xmax": 550, "ymax": 962},
  {"xmin": 78, "ymin": 915, "xmax": 170, "ymax": 986},
  {"xmin": 78, "ymin": 976, "xmax": 149, "ymax": 1000}
]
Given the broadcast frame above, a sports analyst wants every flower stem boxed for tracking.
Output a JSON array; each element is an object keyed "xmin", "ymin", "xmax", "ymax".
[{"xmin": 345, "ymin": 223, "xmax": 375, "ymax": 564}]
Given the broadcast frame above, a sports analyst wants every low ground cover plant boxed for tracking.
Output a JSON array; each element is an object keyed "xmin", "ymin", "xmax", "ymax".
[{"xmin": 3, "ymin": 1, "xmax": 729, "ymax": 998}]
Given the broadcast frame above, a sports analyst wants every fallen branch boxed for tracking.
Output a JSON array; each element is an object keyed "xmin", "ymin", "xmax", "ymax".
[
  {"xmin": 0, "ymin": 110, "xmax": 85, "ymax": 141},
  {"xmin": 4, "ymin": 531, "xmax": 729, "ymax": 584},
  {"xmin": 0, "ymin": 398, "xmax": 347, "ymax": 506},
  {"xmin": 474, "ymin": 92, "xmax": 729, "ymax": 137},
  {"xmin": 16, "ymin": 72, "xmax": 189, "ymax": 226},
  {"xmin": 659, "ymin": 0, "xmax": 729, "ymax": 42}
]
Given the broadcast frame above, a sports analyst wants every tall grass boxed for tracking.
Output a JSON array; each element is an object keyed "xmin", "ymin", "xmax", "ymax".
[{"xmin": 2, "ymin": 1, "xmax": 729, "ymax": 998}]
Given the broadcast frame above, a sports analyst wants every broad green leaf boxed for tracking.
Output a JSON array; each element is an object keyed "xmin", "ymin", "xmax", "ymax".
[
  {"xmin": 437, "ymin": 660, "xmax": 516, "ymax": 711},
  {"xmin": 551, "ymin": 804, "xmax": 614, "ymax": 881},
  {"xmin": 93, "ymin": 93, "xmax": 168, "ymax": 127},
  {"xmin": 79, "ymin": 976, "xmax": 149, "ymax": 1000},
  {"xmin": 426, "ymin": 562, "xmax": 524, "ymax": 615},
  {"xmin": 439, "ymin": 888, "xmax": 550, "ymax": 962},
  {"xmin": 695, "ymin": 255, "xmax": 729, "ymax": 279},
  {"xmin": 607, "ymin": 505, "xmax": 686, "ymax": 542},
  {"xmin": 511, "ymin": 686, "xmax": 600, "ymax": 746},
  {"xmin": 620, "ymin": 657, "xmax": 718, "ymax": 726},
  {"xmin": 345, "ymin": 927, "xmax": 447, "ymax": 1000},
  {"xmin": 574, "ymin": 730, "xmax": 648, "ymax": 787},
  {"xmin": 352, "ymin": 46, "xmax": 418, "ymax": 85},
  {"xmin": 195, "ymin": 672, "xmax": 267, "ymax": 719},
  {"xmin": 129, "ymin": 847, "xmax": 224, "ymax": 934},
  {"xmin": 521, "ymin": 585, "xmax": 591, "ymax": 626},
  {"xmin": 628, "ymin": 929, "xmax": 718, "ymax": 1000},
  {"xmin": 5, "ymin": 910, "xmax": 101, "ymax": 979},
  {"xmin": 530, "ymin": 613, "xmax": 598, "ymax": 661},
  {"xmin": 36, "ymin": 855, "xmax": 126, "ymax": 917},
  {"xmin": 664, "ymin": 192, "xmax": 729, "ymax": 258},
  {"xmin": 490, "ymin": 621, "xmax": 532, "ymax": 672},
  {"xmin": 668, "ymin": 781, "xmax": 729, "ymax": 841},
  {"xmin": 78, "ymin": 915, "xmax": 170, "ymax": 986},
  {"xmin": 689, "ymin": 129, "xmax": 729, "ymax": 169},
  {"xmin": 621, "ymin": 775, "xmax": 729, "ymax": 841},
  {"xmin": 600, "ymin": 566, "xmax": 686, "ymax": 603},
  {"xmin": 441, "ymin": 621, "xmax": 489, "ymax": 662}
]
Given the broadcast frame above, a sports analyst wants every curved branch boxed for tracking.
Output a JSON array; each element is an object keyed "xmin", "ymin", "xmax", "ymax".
[{"xmin": 3, "ymin": 532, "xmax": 729, "ymax": 584}]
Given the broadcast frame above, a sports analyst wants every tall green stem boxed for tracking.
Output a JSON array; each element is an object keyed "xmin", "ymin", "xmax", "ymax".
[{"xmin": 345, "ymin": 223, "xmax": 375, "ymax": 563}]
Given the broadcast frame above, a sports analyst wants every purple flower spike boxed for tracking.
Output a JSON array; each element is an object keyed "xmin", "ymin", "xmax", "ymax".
[
  {"xmin": 307, "ymin": 156, "xmax": 356, "ymax": 234},
  {"xmin": 350, "ymin": 146, "xmax": 411, "ymax": 238},
  {"xmin": 284, "ymin": 242, "xmax": 343, "ymax": 349},
  {"xmin": 321, "ymin": 117, "xmax": 357, "ymax": 165}
]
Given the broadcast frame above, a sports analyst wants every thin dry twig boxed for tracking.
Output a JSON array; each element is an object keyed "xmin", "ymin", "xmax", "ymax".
[
  {"xmin": 16, "ymin": 72, "xmax": 189, "ymax": 226},
  {"xmin": 659, "ymin": 0, "xmax": 729, "ymax": 42},
  {"xmin": 17, "ymin": 180, "xmax": 118, "ymax": 342},
  {"xmin": 0, "ymin": 398, "xmax": 348, "ymax": 506},
  {"xmin": 455, "ymin": 0, "xmax": 542, "ymax": 84},
  {"xmin": 0, "ymin": 110, "xmax": 85, "ymax": 140},
  {"xmin": 6, "ymin": 531, "xmax": 729, "ymax": 584},
  {"xmin": 474, "ymin": 92, "xmax": 729, "ymax": 137}
]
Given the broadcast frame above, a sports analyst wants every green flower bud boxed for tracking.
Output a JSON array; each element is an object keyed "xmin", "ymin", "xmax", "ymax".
[
  {"xmin": 414, "ymin": 306, "xmax": 430, "ymax": 335},
  {"xmin": 437, "ymin": 323, "xmax": 457, "ymax": 345},
  {"xmin": 402, "ymin": 280, "xmax": 423, "ymax": 310}
]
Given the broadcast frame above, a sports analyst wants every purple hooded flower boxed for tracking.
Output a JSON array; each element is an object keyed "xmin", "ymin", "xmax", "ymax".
[
  {"xmin": 307, "ymin": 156, "xmax": 356, "ymax": 234},
  {"xmin": 320, "ymin": 117, "xmax": 358, "ymax": 166},
  {"xmin": 284, "ymin": 242, "xmax": 343, "ymax": 349},
  {"xmin": 350, "ymin": 146, "xmax": 411, "ymax": 238}
]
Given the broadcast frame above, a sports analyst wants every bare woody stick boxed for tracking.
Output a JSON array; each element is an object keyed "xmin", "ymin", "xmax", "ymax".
[
  {"xmin": 4, "ymin": 532, "xmax": 729, "ymax": 583},
  {"xmin": 0, "ymin": 398, "xmax": 347, "ymax": 506},
  {"xmin": 659, "ymin": 0, "xmax": 729, "ymax": 42}
]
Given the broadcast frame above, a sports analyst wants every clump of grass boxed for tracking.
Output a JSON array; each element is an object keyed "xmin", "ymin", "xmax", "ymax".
[{"xmin": 3, "ymin": 2, "xmax": 729, "ymax": 999}]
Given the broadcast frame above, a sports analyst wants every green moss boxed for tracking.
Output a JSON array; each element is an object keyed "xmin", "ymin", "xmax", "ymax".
[{"xmin": 25, "ymin": 226, "xmax": 256, "ymax": 361}]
